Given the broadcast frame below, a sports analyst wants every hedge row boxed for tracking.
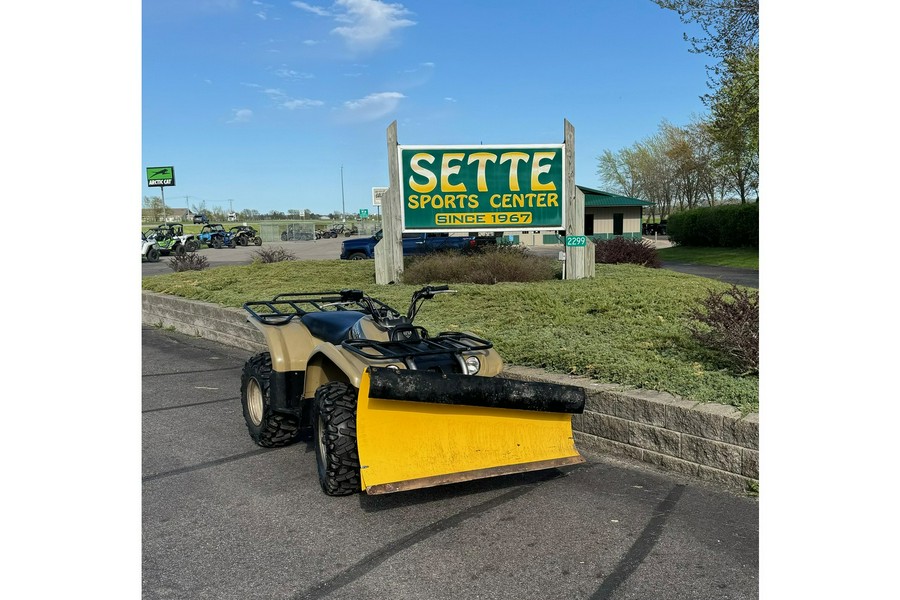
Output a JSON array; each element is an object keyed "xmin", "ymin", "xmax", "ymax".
[{"xmin": 667, "ymin": 203, "xmax": 759, "ymax": 248}]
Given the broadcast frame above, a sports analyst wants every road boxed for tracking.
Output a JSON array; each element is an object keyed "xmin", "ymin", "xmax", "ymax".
[{"xmin": 142, "ymin": 326, "xmax": 758, "ymax": 600}]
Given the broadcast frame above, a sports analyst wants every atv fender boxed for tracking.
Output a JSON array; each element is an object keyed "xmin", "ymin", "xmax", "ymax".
[
  {"xmin": 246, "ymin": 318, "xmax": 316, "ymax": 373},
  {"xmin": 303, "ymin": 344, "xmax": 369, "ymax": 400}
]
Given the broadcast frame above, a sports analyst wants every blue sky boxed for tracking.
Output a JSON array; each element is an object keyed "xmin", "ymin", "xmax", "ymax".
[{"xmin": 142, "ymin": 0, "xmax": 710, "ymax": 216}]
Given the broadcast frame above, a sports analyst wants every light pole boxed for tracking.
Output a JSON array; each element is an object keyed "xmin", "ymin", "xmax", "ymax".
[{"xmin": 340, "ymin": 165, "xmax": 346, "ymax": 224}]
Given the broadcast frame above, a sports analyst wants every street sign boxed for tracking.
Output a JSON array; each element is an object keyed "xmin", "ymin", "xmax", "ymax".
[
  {"xmin": 146, "ymin": 166, "xmax": 175, "ymax": 187},
  {"xmin": 372, "ymin": 187, "xmax": 387, "ymax": 206},
  {"xmin": 565, "ymin": 235, "xmax": 586, "ymax": 247},
  {"xmin": 359, "ymin": 209, "xmax": 369, "ymax": 218}
]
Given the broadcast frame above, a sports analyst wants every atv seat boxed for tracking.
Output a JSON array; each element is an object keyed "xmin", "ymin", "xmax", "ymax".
[{"xmin": 300, "ymin": 311, "xmax": 365, "ymax": 345}]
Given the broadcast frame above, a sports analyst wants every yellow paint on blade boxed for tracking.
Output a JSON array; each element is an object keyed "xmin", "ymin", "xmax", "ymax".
[{"xmin": 356, "ymin": 370, "xmax": 581, "ymax": 492}]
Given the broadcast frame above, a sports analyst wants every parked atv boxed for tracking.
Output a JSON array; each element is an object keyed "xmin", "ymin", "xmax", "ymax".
[
  {"xmin": 198, "ymin": 223, "xmax": 235, "ymax": 249},
  {"xmin": 229, "ymin": 225, "xmax": 262, "ymax": 246},
  {"xmin": 281, "ymin": 224, "xmax": 314, "ymax": 241},
  {"xmin": 141, "ymin": 233, "xmax": 160, "ymax": 262},
  {"xmin": 144, "ymin": 223, "xmax": 199, "ymax": 256},
  {"xmin": 240, "ymin": 286, "xmax": 585, "ymax": 497}
]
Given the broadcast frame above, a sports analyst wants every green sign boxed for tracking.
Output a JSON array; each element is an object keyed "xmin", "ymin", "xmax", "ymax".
[
  {"xmin": 565, "ymin": 235, "xmax": 586, "ymax": 247},
  {"xmin": 359, "ymin": 209, "xmax": 369, "ymax": 218},
  {"xmin": 147, "ymin": 166, "xmax": 175, "ymax": 187},
  {"xmin": 399, "ymin": 145, "xmax": 565, "ymax": 232}
]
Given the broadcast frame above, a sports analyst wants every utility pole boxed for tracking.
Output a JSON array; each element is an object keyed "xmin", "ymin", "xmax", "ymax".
[{"xmin": 341, "ymin": 165, "xmax": 348, "ymax": 224}]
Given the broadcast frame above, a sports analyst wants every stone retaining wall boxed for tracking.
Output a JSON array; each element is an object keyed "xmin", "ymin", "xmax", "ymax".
[{"xmin": 142, "ymin": 291, "xmax": 759, "ymax": 493}]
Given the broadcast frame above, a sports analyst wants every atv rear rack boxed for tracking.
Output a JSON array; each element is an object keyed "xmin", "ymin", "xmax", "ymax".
[
  {"xmin": 243, "ymin": 291, "xmax": 397, "ymax": 326},
  {"xmin": 341, "ymin": 332, "xmax": 492, "ymax": 362}
]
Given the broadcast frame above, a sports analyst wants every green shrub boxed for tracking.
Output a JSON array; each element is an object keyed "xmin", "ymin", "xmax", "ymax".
[
  {"xmin": 593, "ymin": 237, "xmax": 661, "ymax": 267},
  {"xmin": 403, "ymin": 245, "xmax": 558, "ymax": 284},
  {"xmin": 253, "ymin": 247, "xmax": 296, "ymax": 263},
  {"xmin": 167, "ymin": 253, "xmax": 209, "ymax": 272},
  {"xmin": 667, "ymin": 203, "xmax": 758, "ymax": 248},
  {"xmin": 686, "ymin": 285, "xmax": 759, "ymax": 375}
]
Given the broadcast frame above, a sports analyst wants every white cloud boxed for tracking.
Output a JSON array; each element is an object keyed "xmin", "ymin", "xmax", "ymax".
[
  {"xmin": 291, "ymin": 1, "xmax": 414, "ymax": 52},
  {"xmin": 283, "ymin": 98, "xmax": 325, "ymax": 110},
  {"xmin": 256, "ymin": 11, "xmax": 267, "ymax": 20},
  {"xmin": 292, "ymin": 1, "xmax": 332, "ymax": 17},
  {"xmin": 262, "ymin": 87, "xmax": 323, "ymax": 110},
  {"xmin": 342, "ymin": 91, "xmax": 404, "ymax": 122},
  {"xmin": 303, "ymin": 39, "xmax": 319, "ymax": 45},
  {"xmin": 331, "ymin": 0, "xmax": 415, "ymax": 52},
  {"xmin": 274, "ymin": 66, "xmax": 314, "ymax": 80},
  {"xmin": 228, "ymin": 109, "xmax": 253, "ymax": 123}
]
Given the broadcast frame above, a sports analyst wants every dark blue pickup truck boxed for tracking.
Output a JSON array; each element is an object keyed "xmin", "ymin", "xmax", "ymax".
[{"xmin": 340, "ymin": 229, "xmax": 496, "ymax": 260}]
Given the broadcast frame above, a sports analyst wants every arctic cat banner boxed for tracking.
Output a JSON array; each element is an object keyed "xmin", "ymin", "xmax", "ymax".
[
  {"xmin": 399, "ymin": 145, "xmax": 565, "ymax": 232},
  {"xmin": 147, "ymin": 166, "xmax": 176, "ymax": 187}
]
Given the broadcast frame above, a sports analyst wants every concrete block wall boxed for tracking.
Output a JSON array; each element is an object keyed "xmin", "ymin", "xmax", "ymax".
[{"xmin": 142, "ymin": 291, "xmax": 759, "ymax": 493}]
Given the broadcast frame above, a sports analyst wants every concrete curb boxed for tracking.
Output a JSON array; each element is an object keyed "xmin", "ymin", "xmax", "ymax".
[{"xmin": 142, "ymin": 290, "xmax": 759, "ymax": 493}]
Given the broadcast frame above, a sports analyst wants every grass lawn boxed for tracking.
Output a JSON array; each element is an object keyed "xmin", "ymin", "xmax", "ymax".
[
  {"xmin": 656, "ymin": 246, "xmax": 759, "ymax": 269},
  {"xmin": 142, "ymin": 260, "xmax": 759, "ymax": 413}
]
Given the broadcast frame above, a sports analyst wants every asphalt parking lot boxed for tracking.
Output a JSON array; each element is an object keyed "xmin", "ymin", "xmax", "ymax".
[
  {"xmin": 141, "ymin": 236, "xmax": 352, "ymax": 277},
  {"xmin": 142, "ymin": 326, "xmax": 759, "ymax": 600}
]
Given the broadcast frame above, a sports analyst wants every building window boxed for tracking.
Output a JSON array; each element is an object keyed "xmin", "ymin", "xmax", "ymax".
[
  {"xmin": 613, "ymin": 213, "xmax": 624, "ymax": 236},
  {"xmin": 584, "ymin": 212, "xmax": 594, "ymax": 236}
]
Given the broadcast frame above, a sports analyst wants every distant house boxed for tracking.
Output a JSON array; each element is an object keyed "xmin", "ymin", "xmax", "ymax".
[{"xmin": 141, "ymin": 207, "xmax": 195, "ymax": 223}]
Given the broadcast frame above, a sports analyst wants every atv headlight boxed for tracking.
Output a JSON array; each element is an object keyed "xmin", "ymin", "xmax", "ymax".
[{"xmin": 464, "ymin": 356, "xmax": 481, "ymax": 375}]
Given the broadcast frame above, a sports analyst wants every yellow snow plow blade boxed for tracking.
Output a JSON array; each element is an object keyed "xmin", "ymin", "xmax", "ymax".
[{"xmin": 356, "ymin": 367, "xmax": 586, "ymax": 495}]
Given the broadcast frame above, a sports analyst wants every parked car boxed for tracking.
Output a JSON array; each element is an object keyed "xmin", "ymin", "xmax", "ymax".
[
  {"xmin": 642, "ymin": 220, "xmax": 668, "ymax": 235},
  {"xmin": 193, "ymin": 214, "xmax": 209, "ymax": 224},
  {"xmin": 340, "ymin": 230, "xmax": 496, "ymax": 260}
]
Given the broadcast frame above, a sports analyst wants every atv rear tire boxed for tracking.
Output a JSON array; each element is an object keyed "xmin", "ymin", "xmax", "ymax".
[
  {"xmin": 240, "ymin": 353, "xmax": 302, "ymax": 448},
  {"xmin": 147, "ymin": 247, "xmax": 160, "ymax": 262},
  {"xmin": 185, "ymin": 239, "xmax": 199, "ymax": 253},
  {"xmin": 312, "ymin": 381, "xmax": 361, "ymax": 496},
  {"xmin": 253, "ymin": 236, "xmax": 262, "ymax": 246},
  {"xmin": 212, "ymin": 237, "xmax": 223, "ymax": 249}
]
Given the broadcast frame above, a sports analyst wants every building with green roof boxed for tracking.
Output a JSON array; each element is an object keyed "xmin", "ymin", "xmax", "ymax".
[
  {"xmin": 506, "ymin": 185, "xmax": 652, "ymax": 246},
  {"xmin": 579, "ymin": 185, "xmax": 653, "ymax": 241}
]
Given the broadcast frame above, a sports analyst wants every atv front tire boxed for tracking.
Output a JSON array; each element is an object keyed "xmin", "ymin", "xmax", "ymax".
[
  {"xmin": 312, "ymin": 381, "xmax": 361, "ymax": 496},
  {"xmin": 253, "ymin": 236, "xmax": 262, "ymax": 246},
  {"xmin": 212, "ymin": 237, "xmax": 223, "ymax": 249},
  {"xmin": 147, "ymin": 247, "xmax": 160, "ymax": 262},
  {"xmin": 174, "ymin": 244, "xmax": 186, "ymax": 257},
  {"xmin": 240, "ymin": 353, "xmax": 302, "ymax": 448},
  {"xmin": 185, "ymin": 239, "xmax": 199, "ymax": 253}
]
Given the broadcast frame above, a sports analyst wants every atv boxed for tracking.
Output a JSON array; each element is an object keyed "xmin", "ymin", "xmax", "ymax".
[
  {"xmin": 198, "ymin": 223, "xmax": 235, "ymax": 249},
  {"xmin": 141, "ymin": 232, "xmax": 161, "ymax": 262},
  {"xmin": 144, "ymin": 223, "xmax": 199, "ymax": 256},
  {"xmin": 281, "ymin": 224, "xmax": 314, "ymax": 241},
  {"xmin": 229, "ymin": 225, "xmax": 262, "ymax": 246},
  {"xmin": 240, "ymin": 285, "xmax": 585, "ymax": 497}
]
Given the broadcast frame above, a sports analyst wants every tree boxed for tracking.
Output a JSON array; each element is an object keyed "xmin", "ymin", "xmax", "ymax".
[
  {"xmin": 143, "ymin": 195, "xmax": 166, "ymax": 221},
  {"xmin": 597, "ymin": 148, "xmax": 643, "ymax": 199},
  {"xmin": 652, "ymin": 0, "xmax": 759, "ymax": 91},
  {"xmin": 708, "ymin": 46, "xmax": 759, "ymax": 201}
]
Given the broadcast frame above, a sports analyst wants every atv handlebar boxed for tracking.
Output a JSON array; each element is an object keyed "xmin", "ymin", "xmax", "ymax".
[{"xmin": 407, "ymin": 285, "xmax": 455, "ymax": 322}]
